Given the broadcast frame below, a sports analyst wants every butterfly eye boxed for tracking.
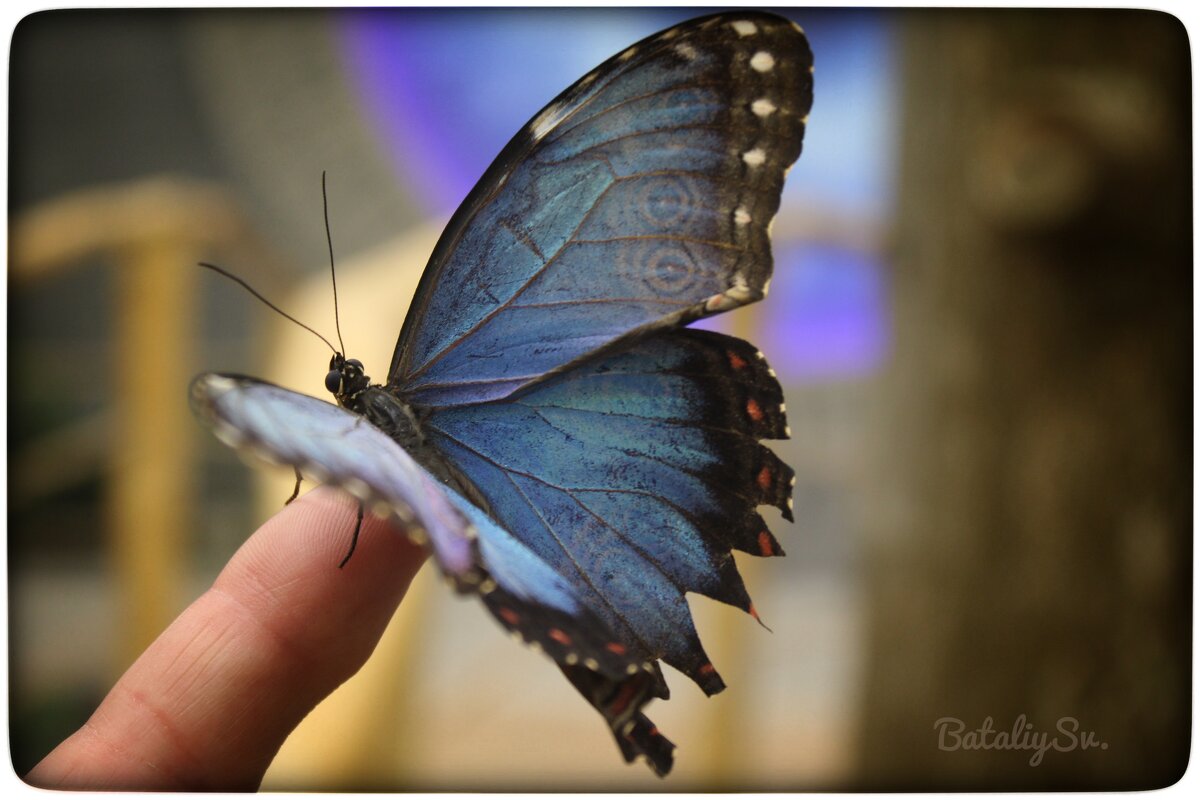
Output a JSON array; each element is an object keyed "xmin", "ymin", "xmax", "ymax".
[{"xmin": 324, "ymin": 369, "xmax": 342, "ymax": 394}]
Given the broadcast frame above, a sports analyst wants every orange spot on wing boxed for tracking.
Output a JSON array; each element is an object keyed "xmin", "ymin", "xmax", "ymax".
[
  {"xmin": 757, "ymin": 465, "xmax": 773, "ymax": 491},
  {"xmin": 608, "ymin": 680, "xmax": 639, "ymax": 716},
  {"xmin": 757, "ymin": 530, "xmax": 774, "ymax": 556},
  {"xmin": 698, "ymin": 663, "xmax": 716, "ymax": 676},
  {"xmin": 497, "ymin": 607, "xmax": 520, "ymax": 626},
  {"xmin": 727, "ymin": 350, "xmax": 749, "ymax": 370},
  {"xmin": 548, "ymin": 628, "xmax": 573, "ymax": 647},
  {"xmin": 746, "ymin": 397, "xmax": 764, "ymax": 422},
  {"xmin": 605, "ymin": 641, "xmax": 628, "ymax": 656}
]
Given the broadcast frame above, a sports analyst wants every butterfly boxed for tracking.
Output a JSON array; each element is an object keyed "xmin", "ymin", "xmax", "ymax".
[{"xmin": 191, "ymin": 11, "xmax": 812, "ymax": 776}]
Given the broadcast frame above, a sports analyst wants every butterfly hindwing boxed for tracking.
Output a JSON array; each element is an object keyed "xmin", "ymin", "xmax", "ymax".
[
  {"xmin": 421, "ymin": 328, "xmax": 793, "ymax": 694},
  {"xmin": 389, "ymin": 12, "xmax": 813, "ymax": 406},
  {"xmin": 562, "ymin": 664, "xmax": 676, "ymax": 776}
]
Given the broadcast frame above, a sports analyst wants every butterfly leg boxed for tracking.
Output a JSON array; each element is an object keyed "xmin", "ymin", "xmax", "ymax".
[
  {"xmin": 337, "ymin": 502, "xmax": 365, "ymax": 569},
  {"xmin": 285, "ymin": 467, "xmax": 302, "ymax": 505}
]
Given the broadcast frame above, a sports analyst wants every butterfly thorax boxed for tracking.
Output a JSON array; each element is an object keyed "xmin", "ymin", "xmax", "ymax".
[
  {"xmin": 326, "ymin": 352, "xmax": 425, "ymax": 451},
  {"xmin": 326, "ymin": 353, "xmax": 489, "ymax": 510}
]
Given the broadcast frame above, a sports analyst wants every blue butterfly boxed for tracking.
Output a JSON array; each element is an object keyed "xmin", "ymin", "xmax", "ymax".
[{"xmin": 191, "ymin": 11, "xmax": 812, "ymax": 776}]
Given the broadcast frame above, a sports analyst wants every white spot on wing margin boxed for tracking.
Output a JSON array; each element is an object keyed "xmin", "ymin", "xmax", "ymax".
[
  {"xmin": 674, "ymin": 42, "xmax": 697, "ymax": 61},
  {"xmin": 751, "ymin": 98, "xmax": 777, "ymax": 117},
  {"xmin": 731, "ymin": 20, "xmax": 758, "ymax": 37},
  {"xmin": 750, "ymin": 51, "xmax": 776, "ymax": 72}
]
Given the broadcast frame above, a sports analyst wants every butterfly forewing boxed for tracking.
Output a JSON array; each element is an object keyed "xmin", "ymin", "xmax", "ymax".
[{"xmin": 389, "ymin": 12, "xmax": 813, "ymax": 406}]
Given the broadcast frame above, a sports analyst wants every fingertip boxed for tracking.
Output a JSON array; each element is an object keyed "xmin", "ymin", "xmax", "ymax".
[
  {"xmin": 27, "ymin": 487, "xmax": 432, "ymax": 790},
  {"xmin": 215, "ymin": 486, "xmax": 429, "ymax": 659}
]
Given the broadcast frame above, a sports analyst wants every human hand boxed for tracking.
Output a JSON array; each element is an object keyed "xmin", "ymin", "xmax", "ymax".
[{"xmin": 25, "ymin": 486, "xmax": 428, "ymax": 791}]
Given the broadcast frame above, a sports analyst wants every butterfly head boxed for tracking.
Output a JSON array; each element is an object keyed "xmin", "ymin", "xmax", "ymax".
[{"xmin": 325, "ymin": 354, "xmax": 370, "ymax": 405}]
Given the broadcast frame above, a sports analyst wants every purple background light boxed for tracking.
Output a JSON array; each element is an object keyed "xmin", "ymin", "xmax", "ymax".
[
  {"xmin": 763, "ymin": 243, "xmax": 890, "ymax": 378},
  {"xmin": 337, "ymin": 8, "xmax": 687, "ymax": 215}
]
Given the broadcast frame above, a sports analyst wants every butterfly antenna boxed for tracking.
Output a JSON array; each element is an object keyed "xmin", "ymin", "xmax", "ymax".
[
  {"xmin": 198, "ymin": 261, "xmax": 338, "ymax": 355},
  {"xmin": 322, "ymin": 171, "xmax": 348, "ymax": 357}
]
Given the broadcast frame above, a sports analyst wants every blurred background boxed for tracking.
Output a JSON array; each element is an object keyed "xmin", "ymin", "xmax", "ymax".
[{"xmin": 7, "ymin": 6, "xmax": 1190, "ymax": 791}]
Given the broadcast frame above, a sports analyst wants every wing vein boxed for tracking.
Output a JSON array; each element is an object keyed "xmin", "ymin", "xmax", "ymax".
[
  {"xmin": 404, "ymin": 176, "xmax": 749, "ymax": 389},
  {"xmin": 512, "ymin": 398, "xmax": 767, "ymax": 439},
  {"xmin": 402, "ymin": 178, "xmax": 623, "ymax": 384},
  {"xmin": 510, "ymin": 297, "xmax": 691, "ymax": 311},
  {"xmin": 429, "ymin": 413, "xmax": 731, "ymax": 592},
  {"xmin": 546, "ymin": 72, "xmax": 757, "ymax": 145},
  {"xmin": 499, "ymin": 471, "xmax": 657, "ymax": 656}
]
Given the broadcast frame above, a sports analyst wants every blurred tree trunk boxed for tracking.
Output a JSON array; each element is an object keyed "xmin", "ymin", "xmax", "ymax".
[{"xmin": 856, "ymin": 10, "xmax": 1189, "ymax": 790}]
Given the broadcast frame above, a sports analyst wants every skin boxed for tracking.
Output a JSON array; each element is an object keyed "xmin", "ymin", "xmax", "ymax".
[{"xmin": 24, "ymin": 486, "xmax": 428, "ymax": 791}]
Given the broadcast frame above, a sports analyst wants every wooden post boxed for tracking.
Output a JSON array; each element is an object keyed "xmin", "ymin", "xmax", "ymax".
[
  {"xmin": 109, "ymin": 239, "xmax": 197, "ymax": 662},
  {"xmin": 11, "ymin": 177, "xmax": 252, "ymax": 670}
]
